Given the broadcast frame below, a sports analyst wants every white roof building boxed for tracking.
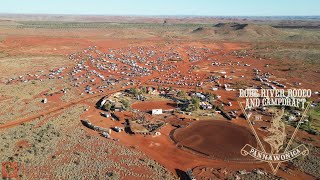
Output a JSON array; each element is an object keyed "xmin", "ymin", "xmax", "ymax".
[{"xmin": 152, "ymin": 109, "xmax": 163, "ymax": 115}]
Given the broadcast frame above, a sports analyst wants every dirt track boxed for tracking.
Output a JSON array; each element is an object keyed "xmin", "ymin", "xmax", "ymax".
[{"xmin": 0, "ymin": 86, "xmax": 132, "ymax": 130}]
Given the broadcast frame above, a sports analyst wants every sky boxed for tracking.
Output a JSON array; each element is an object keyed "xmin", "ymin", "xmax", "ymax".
[{"xmin": 0, "ymin": 0, "xmax": 319, "ymax": 16}]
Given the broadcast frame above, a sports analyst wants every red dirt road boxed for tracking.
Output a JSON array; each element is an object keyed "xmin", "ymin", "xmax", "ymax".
[{"xmin": 0, "ymin": 86, "xmax": 133, "ymax": 130}]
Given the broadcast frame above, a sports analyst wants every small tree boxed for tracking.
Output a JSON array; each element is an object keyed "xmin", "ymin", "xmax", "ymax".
[
  {"xmin": 187, "ymin": 103, "xmax": 194, "ymax": 112},
  {"xmin": 177, "ymin": 90, "xmax": 187, "ymax": 100},
  {"xmin": 130, "ymin": 88, "xmax": 139, "ymax": 97},
  {"xmin": 191, "ymin": 96, "xmax": 200, "ymax": 111},
  {"xmin": 131, "ymin": 111, "xmax": 146, "ymax": 123},
  {"xmin": 137, "ymin": 91, "xmax": 143, "ymax": 96},
  {"xmin": 206, "ymin": 93, "xmax": 217, "ymax": 104},
  {"xmin": 121, "ymin": 99, "xmax": 130, "ymax": 110},
  {"xmin": 141, "ymin": 86, "xmax": 147, "ymax": 94},
  {"xmin": 103, "ymin": 102, "xmax": 112, "ymax": 111}
]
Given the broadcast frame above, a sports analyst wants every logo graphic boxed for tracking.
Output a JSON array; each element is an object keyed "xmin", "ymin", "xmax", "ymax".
[
  {"xmin": 2, "ymin": 162, "xmax": 18, "ymax": 178},
  {"xmin": 238, "ymin": 88, "xmax": 310, "ymax": 175}
]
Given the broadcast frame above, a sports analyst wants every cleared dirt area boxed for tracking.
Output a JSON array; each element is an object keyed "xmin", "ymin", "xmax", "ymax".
[
  {"xmin": 172, "ymin": 120, "xmax": 257, "ymax": 160},
  {"xmin": 131, "ymin": 100, "xmax": 177, "ymax": 111}
]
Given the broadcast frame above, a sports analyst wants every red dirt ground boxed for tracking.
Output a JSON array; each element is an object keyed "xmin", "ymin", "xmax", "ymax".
[
  {"xmin": 131, "ymin": 100, "xmax": 177, "ymax": 111},
  {"xmin": 0, "ymin": 30, "xmax": 318, "ymax": 179},
  {"xmin": 78, "ymin": 105, "xmax": 314, "ymax": 180},
  {"xmin": 172, "ymin": 120, "xmax": 257, "ymax": 160}
]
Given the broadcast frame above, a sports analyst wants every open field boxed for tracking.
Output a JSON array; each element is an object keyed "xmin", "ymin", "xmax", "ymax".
[
  {"xmin": 172, "ymin": 120, "xmax": 257, "ymax": 160},
  {"xmin": 0, "ymin": 15, "xmax": 319, "ymax": 179},
  {"xmin": 131, "ymin": 100, "xmax": 177, "ymax": 111}
]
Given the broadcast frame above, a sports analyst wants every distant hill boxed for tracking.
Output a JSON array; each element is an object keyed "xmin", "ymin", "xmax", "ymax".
[
  {"xmin": 214, "ymin": 22, "xmax": 248, "ymax": 30},
  {"xmin": 0, "ymin": 19, "xmax": 21, "ymax": 26},
  {"xmin": 192, "ymin": 22, "xmax": 284, "ymax": 38}
]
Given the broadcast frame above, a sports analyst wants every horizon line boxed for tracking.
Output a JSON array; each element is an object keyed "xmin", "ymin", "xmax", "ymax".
[{"xmin": 0, "ymin": 13, "xmax": 320, "ymax": 18}]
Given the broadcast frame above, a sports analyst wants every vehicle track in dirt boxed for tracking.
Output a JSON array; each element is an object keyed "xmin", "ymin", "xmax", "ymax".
[
  {"xmin": 0, "ymin": 59, "xmax": 161, "ymax": 130},
  {"xmin": 0, "ymin": 86, "xmax": 133, "ymax": 130}
]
